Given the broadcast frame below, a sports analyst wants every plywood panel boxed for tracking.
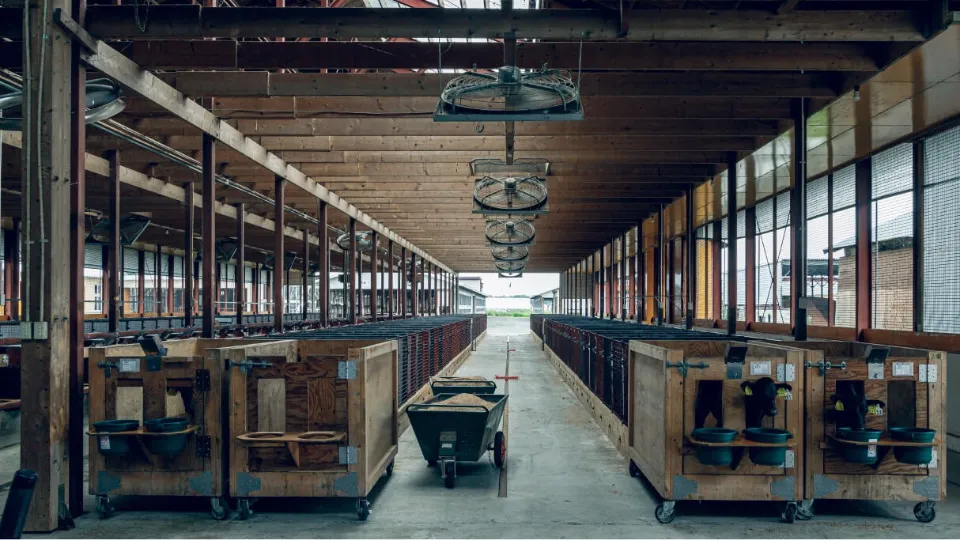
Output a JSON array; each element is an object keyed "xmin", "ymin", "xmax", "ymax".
[
  {"xmin": 116, "ymin": 386, "xmax": 143, "ymax": 423},
  {"xmin": 257, "ymin": 379, "xmax": 286, "ymax": 432}
]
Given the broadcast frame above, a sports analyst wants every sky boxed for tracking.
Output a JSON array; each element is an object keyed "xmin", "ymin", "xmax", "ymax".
[{"xmin": 461, "ymin": 272, "xmax": 558, "ymax": 298}]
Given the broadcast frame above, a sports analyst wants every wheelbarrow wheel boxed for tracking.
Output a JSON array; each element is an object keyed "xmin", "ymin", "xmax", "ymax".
[
  {"xmin": 444, "ymin": 461, "xmax": 456, "ymax": 489},
  {"xmin": 494, "ymin": 431, "xmax": 506, "ymax": 468},
  {"xmin": 914, "ymin": 502, "xmax": 936, "ymax": 523}
]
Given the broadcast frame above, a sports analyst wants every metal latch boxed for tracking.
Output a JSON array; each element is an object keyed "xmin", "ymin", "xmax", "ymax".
[
  {"xmin": 339, "ymin": 446, "xmax": 358, "ymax": 465},
  {"xmin": 195, "ymin": 369, "xmax": 211, "ymax": 392},
  {"xmin": 805, "ymin": 359, "xmax": 847, "ymax": 376},
  {"xmin": 226, "ymin": 358, "xmax": 271, "ymax": 375},
  {"xmin": 97, "ymin": 357, "xmax": 141, "ymax": 378},
  {"xmin": 338, "ymin": 360, "xmax": 357, "ymax": 380},
  {"xmin": 725, "ymin": 345, "xmax": 748, "ymax": 379},
  {"xmin": 195, "ymin": 435, "xmax": 211, "ymax": 458},
  {"xmin": 666, "ymin": 360, "xmax": 708, "ymax": 377}
]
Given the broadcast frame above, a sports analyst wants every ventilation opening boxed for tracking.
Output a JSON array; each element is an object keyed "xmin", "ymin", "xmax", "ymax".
[{"xmin": 887, "ymin": 379, "xmax": 917, "ymax": 429}]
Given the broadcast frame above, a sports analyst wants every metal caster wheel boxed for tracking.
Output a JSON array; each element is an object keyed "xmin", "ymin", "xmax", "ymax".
[
  {"xmin": 782, "ymin": 502, "xmax": 798, "ymax": 524},
  {"xmin": 210, "ymin": 497, "xmax": 229, "ymax": 521},
  {"xmin": 797, "ymin": 499, "xmax": 815, "ymax": 520},
  {"xmin": 914, "ymin": 502, "xmax": 936, "ymax": 523},
  {"xmin": 655, "ymin": 501, "xmax": 675, "ymax": 524},
  {"xmin": 356, "ymin": 498, "xmax": 370, "ymax": 521},
  {"xmin": 386, "ymin": 461, "xmax": 395, "ymax": 476},
  {"xmin": 96, "ymin": 495, "xmax": 115, "ymax": 520},
  {"xmin": 494, "ymin": 431, "xmax": 506, "ymax": 469},
  {"xmin": 443, "ymin": 461, "xmax": 456, "ymax": 489},
  {"xmin": 237, "ymin": 498, "xmax": 254, "ymax": 520},
  {"xmin": 629, "ymin": 460, "xmax": 641, "ymax": 478}
]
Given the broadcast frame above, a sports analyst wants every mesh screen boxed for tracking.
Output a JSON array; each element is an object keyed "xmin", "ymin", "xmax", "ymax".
[
  {"xmin": 776, "ymin": 192, "xmax": 791, "ymax": 228},
  {"xmin": 84, "ymin": 244, "xmax": 102, "ymax": 269},
  {"xmin": 736, "ymin": 237, "xmax": 746, "ymax": 321},
  {"xmin": 756, "ymin": 198, "xmax": 774, "ymax": 233},
  {"xmin": 721, "ymin": 218, "xmax": 729, "ymax": 240},
  {"xmin": 696, "ymin": 238, "xmax": 713, "ymax": 319},
  {"xmin": 737, "ymin": 210, "xmax": 746, "ymax": 238},
  {"xmin": 807, "ymin": 177, "xmax": 829, "ymax": 219},
  {"xmin": 833, "ymin": 165, "xmax": 856, "ymax": 210},
  {"xmin": 871, "ymin": 172, "xmax": 914, "ymax": 332},
  {"xmin": 756, "ymin": 230, "xmax": 775, "ymax": 323},
  {"xmin": 923, "ymin": 126, "xmax": 960, "ymax": 333},
  {"xmin": 833, "ymin": 207, "xmax": 857, "ymax": 327},
  {"xmin": 873, "ymin": 143, "xmax": 913, "ymax": 199},
  {"xmin": 806, "ymin": 214, "xmax": 830, "ymax": 326}
]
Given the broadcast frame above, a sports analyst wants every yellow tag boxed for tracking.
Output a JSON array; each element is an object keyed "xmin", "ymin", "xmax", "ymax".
[
  {"xmin": 835, "ymin": 401, "xmax": 845, "ymax": 411},
  {"xmin": 743, "ymin": 386, "xmax": 753, "ymax": 396},
  {"xmin": 777, "ymin": 388, "xmax": 789, "ymax": 397},
  {"xmin": 867, "ymin": 404, "xmax": 882, "ymax": 415}
]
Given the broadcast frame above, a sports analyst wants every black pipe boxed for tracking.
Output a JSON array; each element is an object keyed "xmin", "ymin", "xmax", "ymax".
[{"xmin": 0, "ymin": 469, "xmax": 38, "ymax": 539}]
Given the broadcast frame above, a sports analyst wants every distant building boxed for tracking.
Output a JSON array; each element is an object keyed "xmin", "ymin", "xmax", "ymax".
[
  {"xmin": 457, "ymin": 278, "xmax": 486, "ymax": 314},
  {"xmin": 530, "ymin": 288, "xmax": 559, "ymax": 314}
]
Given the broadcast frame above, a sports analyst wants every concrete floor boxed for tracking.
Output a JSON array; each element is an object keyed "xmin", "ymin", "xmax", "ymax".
[{"xmin": 2, "ymin": 316, "xmax": 958, "ymax": 537}]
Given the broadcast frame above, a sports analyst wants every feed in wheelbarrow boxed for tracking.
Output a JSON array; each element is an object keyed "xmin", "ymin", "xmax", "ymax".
[
  {"xmin": 421, "ymin": 393, "xmax": 495, "ymax": 411},
  {"xmin": 435, "ymin": 375, "xmax": 487, "ymax": 380}
]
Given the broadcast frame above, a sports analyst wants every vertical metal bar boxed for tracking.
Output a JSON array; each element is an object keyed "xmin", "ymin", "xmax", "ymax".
[
  {"xmin": 620, "ymin": 233, "xmax": 627, "ymax": 320},
  {"xmin": 411, "ymin": 252, "xmax": 419, "ymax": 317},
  {"xmin": 855, "ymin": 157, "xmax": 872, "ymax": 340},
  {"xmin": 638, "ymin": 238, "xmax": 646, "ymax": 322},
  {"xmin": 370, "ymin": 231, "xmax": 378, "ymax": 321},
  {"xmin": 68, "ymin": 4, "xmax": 87, "ymax": 511},
  {"xmin": 318, "ymin": 201, "xmax": 328, "ymax": 326},
  {"xmin": 274, "ymin": 176, "xmax": 286, "ymax": 333},
  {"xmin": 235, "ymin": 203, "xmax": 245, "ymax": 325},
  {"xmin": 302, "ymin": 229, "xmax": 310, "ymax": 321},
  {"xmin": 792, "ymin": 98, "xmax": 808, "ymax": 341},
  {"xmin": 252, "ymin": 262, "xmax": 259, "ymax": 315},
  {"xmin": 183, "ymin": 182, "xmax": 194, "ymax": 328},
  {"xmin": 912, "ymin": 140, "xmax": 924, "ymax": 332},
  {"xmin": 726, "ymin": 152, "xmax": 737, "ymax": 335},
  {"xmin": 349, "ymin": 218, "xmax": 358, "ymax": 324},
  {"xmin": 598, "ymin": 248, "xmax": 605, "ymax": 317},
  {"xmin": 167, "ymin": 253, "xmax": 174, "ymax": 314},
  {"xmin": 201, "ymin": 133, "xmax": 216, "ymax": 338},
  {"xmin": 400, "ymin": 246, "xmax": 407, "ymax": 317},
  {"xmin": 108, "ymin": 152, "xmax": 121, "ymax": 332},
  {"xmin": 3, "ymin": 222, "xmax": 18, "ymax": 319},
  {"xmin": 711, "ymin": 219, "xmax": 722, "ymax": 321},
  {"xmin": 154, "ymin": 248, "xmax": 161, "ymax": 314},
  {"xmin": 686, "ymin": 188, "xmax": 696, "ymax": 329}
]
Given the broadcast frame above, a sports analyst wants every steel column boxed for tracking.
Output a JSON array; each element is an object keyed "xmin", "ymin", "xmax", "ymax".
[
  {"xmin": 108, "ymin": 152, "xmax": 121, "ymax": 332},
  {"xmin": 318, "ymin": 201, "xmax": 328, "ymax": 326},
  {"xmin": 235, "ymin": 204, "xmax": 245, "ymax": 325},
  {"xmin": 411, "ymin": 252, "xmax": 418, "ymax": 317},
  {"xmin": 349, "ymin": 218, "xmax": 358, "ymax": 324},
  {"xmin": 183, "ymin": 182, "xmax": 194, "ymax": 327},
  {"xmin": 167, "ymin": 253, "xmax": 174, "ymax": 314},
  {"xmin": 598, "ymin": 249, "xmax": 605, "ymax": 317},
  {"xmin": 745, "ymin": 205, "xmax": 756, "ymax": 325},
  {"xmin": 726, "ymin": 152, "xmax": 738, "ymax": 335},
  {"xmin": 274, "ymin": 176, "xmax": 286, "ymax": 332},
  {"xmin": 201, "ymin": 133, "xmax": 216, "ymax": 338},
  {"xmin": 791, "ymin": 98, "xmax": 808, "ymax": 341},
  {"xmin": 370, "ymin": 231, "xmax": 378, "ymax": 321},
  {"xmin": 855, "ymin": 158, "xmax": 872, "ymax": 339},
  {"xmin": 655, "ymin": 208, "xmax": 664, "ymax": 324},
  {"xmin": 137, "ymin": 251, "xmax": 145, "ymax": 316},
  {"xmin": 400, "ymin": 246, "xmax": 407, "ymax": 317},
  {"xmin": 3, "ymin": 222, "xmax": 18, "ymax": 319},
  {"xmin": 302, "ymin": 228, "xmax": 310, "ymax": 320},
  {"xmin": 711, "ymin": 219, "xmax": 722, "ymax": 321},
  {"xmin": 686, "ymin": 189, "xmax": 696, "ymax": 329}
]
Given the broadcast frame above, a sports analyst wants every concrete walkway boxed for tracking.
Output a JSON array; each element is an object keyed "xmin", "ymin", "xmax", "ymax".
[{"xmin": 2, "ymin": 317, "xmax": 958, "ymax": 537}]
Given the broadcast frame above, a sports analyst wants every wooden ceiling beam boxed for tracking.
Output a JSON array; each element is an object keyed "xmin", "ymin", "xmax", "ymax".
[
  {"xmin": 119, "ymin": 41, "xmax": 885, "ymax": 71},
  {"xmin": 77, "ymin": 7, "xmax": 925, "ymax": 42},
  {"xmin": 156, "ymin": 71, "xmax": 846, "ymax": 98}
]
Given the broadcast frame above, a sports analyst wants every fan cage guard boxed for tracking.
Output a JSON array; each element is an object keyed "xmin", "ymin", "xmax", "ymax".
[
  {"xmin": 473, "ymin": 176, "xmax": 548, "ymax": 216},
  {"xmin": 0, "ymin": 79, "xmax": 125, "ymax": 131},
  {"xmin": 498, "ymin": 270, "xmax": 523, "ymax": 278},
  {"xmin": 485, "ymin": 219, "xmax": 536, "ymax": 247},
  {"xmin": 435, "ymin": 67, "xmax": 584, "ymax": 122},
  {"xmin": 336, "ymin": 231, "xmax": 374, "ymax": 253},
  {"xmin": 86, "ymin": 215, "xmax": 151, "ymax": 245},
  {"xmin": 491, "ymin": 245, "xmax": 529, "ymax": 262},
  {"xmin": 494, "ymin": 260, "xmax": 527, "ymax": 273}
]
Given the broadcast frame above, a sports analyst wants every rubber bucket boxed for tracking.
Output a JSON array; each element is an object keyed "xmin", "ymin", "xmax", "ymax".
[
  {"xmin": 890, "ymin": 428, "xmax": 936, "ymax": 465},
  {"xmin": 93, "ymin": 420, "xmax": 139, "ymax": 457},
  {"xmin": 743, "ymin": 428, "xmax": 791, "ymax": 466},
  {"xmin": 836, "ymin": 427, "xmax": 883, "ymax": 464},
  {"xmin": 691, "ymin": 428, "xmax": 738, "ymax": 466},
  {"xmin": 143, "ymin": 417, "xmax": 190, "ymax": 456}
]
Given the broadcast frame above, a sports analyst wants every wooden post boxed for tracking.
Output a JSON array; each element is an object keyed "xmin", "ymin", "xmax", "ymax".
[
  {"xmin": 4, "ymin": 221, "xmax": 19, "ymax": 319},
  {"xmin": 108, "ymin": 152, "xmax": 121, "ymax": 332},
  {"xmin": 686, "ymin": 189, "xmax": 696, "ymax": 329},
  {"xmin": 370, "ymin": 231, "xmax": 378, "ymax": 321},
  {"xmin": 855, "ymin": 158, "xmax": 872, "ymax": 340},
  {"xmin": 20, "ymin": 0, "xmax": 72, "ymax": 526},
  {"xmin": 791, "ymin": 98, "xmax": 808, "ymax": 341},
  {"xmin": 726, "ymin": 152, "xmax": 738, "ymax": 335},
  {"xmin": 235, "ymin": 203, "xmax": 245, "ymax": 325},
  {"xmin": 349, "ymin": 218, "xmax": 358, "ymax": 324},
  {"xmin": 183, "ymin": 183, "xmax": 195, "ymax": 327},
  {"xmin": 302, "ymin": 229, "xmax": 310, "ymax": 320},
  {"xmin": 318, "ymin": 201, "xmax": 328, "ymax": 326},
  {"xmin": 201, "ymin": 133, "xmax": 216, "ymax": 338},
  {"xmin": 274, "ymin": 176, "xmax": 286, "ymax": 332},
  {"xmin": 655, "ymin": 210, "xmax": 664, "ymax": 324},
  {"xmin": 68, "ymin": 3, "xmax": 87, "ymax": 512}
]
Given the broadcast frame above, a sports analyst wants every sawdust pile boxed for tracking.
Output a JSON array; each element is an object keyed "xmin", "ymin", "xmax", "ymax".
[{"xmin": 421, "ymin": 393, "xmax": 495, "ymax": 412}]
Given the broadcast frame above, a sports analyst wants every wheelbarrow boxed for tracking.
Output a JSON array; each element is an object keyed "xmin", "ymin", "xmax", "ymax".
[
  {"xmin": 407, "ymin": 393, "xmax": 507, "ymax": 488},
  {"xmin": 430, "ymin": 376, "xmax": 497, "ymax": 395}
]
